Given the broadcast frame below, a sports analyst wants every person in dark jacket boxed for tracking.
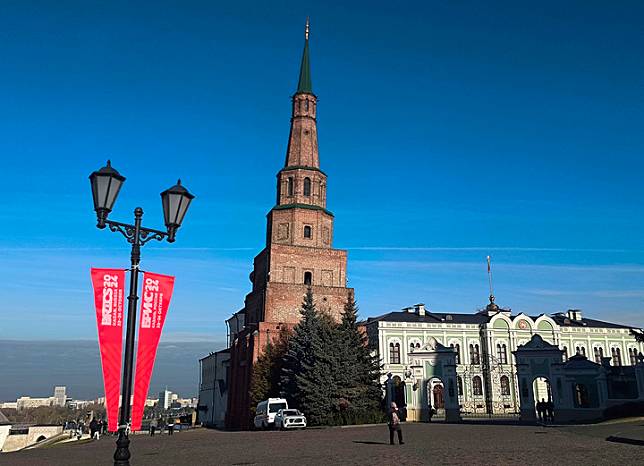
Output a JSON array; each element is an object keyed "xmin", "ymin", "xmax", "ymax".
[
  {"xmin": 89, "ymin": 418, "xmax": 100, "ymax": 440},
  {"xmin": 388, "ymin": 402, "xmax": 404, "ymax": 445},
  {"xmin": 545, "ymin": 400, "xmax": 555, "ymax": 422},
  {"xmin": 167, "ymin": 418, "xmax": 175, "ymax": 435}
]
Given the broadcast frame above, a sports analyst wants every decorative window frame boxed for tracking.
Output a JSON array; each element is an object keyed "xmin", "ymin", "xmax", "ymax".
[
  {"xmin": 408, "ymin": 337, "xmax": 422, "ymax": 352},
  {"xmin": 388, "ymin": 337, "xmax": 403, "ymax": 365}
]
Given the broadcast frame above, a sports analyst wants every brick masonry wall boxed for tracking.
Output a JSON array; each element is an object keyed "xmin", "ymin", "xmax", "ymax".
[
  {"xmin": 269, "ymin": 207, "xmax": 334, "ymax": 248},
  {"xmin": 265, "ymin": 282, "xmax": 353, "ymax": 323}
]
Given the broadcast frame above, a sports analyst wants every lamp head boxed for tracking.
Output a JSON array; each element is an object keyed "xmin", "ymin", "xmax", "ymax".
[
  {"xmin": 161, "ymin": 179, "xmax": 194, "ymax": 242},
  {"xmin": 89, "ymin": 160, "xmax": 125, "ymax": 228}
]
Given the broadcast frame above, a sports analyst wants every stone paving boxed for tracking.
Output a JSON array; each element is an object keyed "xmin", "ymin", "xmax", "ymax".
[{"xmin": 1, "ymin": 421, "xmax": 643, "ymax": 466}]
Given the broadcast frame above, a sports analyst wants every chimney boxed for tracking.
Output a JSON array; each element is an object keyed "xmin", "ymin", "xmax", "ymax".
[
  {"xmin": 403, "ymin": 307, "xmax": 414, "ymax": 313},
  {"xmin": 415, "ymin": 303, "xmax": 426, "ymax": 316},
  {"xmin": 567, "ymin": 309, "xmax": 582, "ymax": 321}
]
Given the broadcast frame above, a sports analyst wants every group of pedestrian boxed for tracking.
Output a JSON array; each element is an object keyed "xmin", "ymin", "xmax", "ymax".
[
  {"xmin": 149, "ymin": 417, "xmax": 175, "ymax": 436},
  {"xmin": 89, "ymin": 418, "xmax": 105, "ymax": 440},
  {"xmin": 536, "ymin": 398, "xmax": 554, "ymax": 422}
]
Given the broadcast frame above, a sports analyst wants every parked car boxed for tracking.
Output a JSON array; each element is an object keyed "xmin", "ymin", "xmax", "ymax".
[
  {"xmin": 274, "ymin": 409, "xmax": 307, "ymax": 430},
  {"xmin": 254, "ymin": 398, "xmax": 288, "ymax": 429}
]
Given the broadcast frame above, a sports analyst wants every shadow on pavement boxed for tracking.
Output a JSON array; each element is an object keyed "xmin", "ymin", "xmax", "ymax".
[{"xmin": 352, "ymin": 441, "xmax": 389, "ymax": 445}]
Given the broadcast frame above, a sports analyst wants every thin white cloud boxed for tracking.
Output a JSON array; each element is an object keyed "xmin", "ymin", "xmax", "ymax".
[{"xmin": 342, "ymin": 246, "xmax": 641, "ymax": 253}]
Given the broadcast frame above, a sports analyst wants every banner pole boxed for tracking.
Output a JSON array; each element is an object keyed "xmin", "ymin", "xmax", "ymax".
[{"xmin": 114, "ymin": 207, "xmax": 143, "ymax": 466}]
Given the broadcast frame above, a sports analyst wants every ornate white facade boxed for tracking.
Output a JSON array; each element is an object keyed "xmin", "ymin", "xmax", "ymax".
[{"xmin": 365, "ymin": 302, "xmax": 644, "ymax": 420}]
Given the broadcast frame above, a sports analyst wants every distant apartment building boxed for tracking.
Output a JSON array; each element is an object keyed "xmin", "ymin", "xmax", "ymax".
[
  {"xmin": 159, "ymin": 390, "xmax": 173, "ymax": 410},
  {"xmin": 16, "ymin": 386, "xmax": 68, "ymax": 410},
  {"xmin": 53, "ymin": 386, "xmax": 66, "ymax": 407},
  {"xmin": 145, "ymin": 398, "xmax": 159, "ymax": 407},
  {"xmin": 16, "ymin": 397, "xmax": 55, "ymax": 410}
]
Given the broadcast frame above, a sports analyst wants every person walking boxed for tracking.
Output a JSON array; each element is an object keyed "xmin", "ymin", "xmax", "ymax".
[
  {"xmin": 150, "ymin": 418, "xmax": 158, "ymax": 436},
  {"xmin": 89, "ymin": 418, "xmax": 100, "ymax": 440},
  {"xmin": 167, "ymin": 418, "xmax": 175, "ymax": 436},
  {"xmin": 388, "ymin": 402, "xmax": 404, "ymax": 445},
  {"xmin": 536, "ymin": 399, "xmax": 544, "ymax": 422},
  {"xmin": 546, "ymin": 399, "xmax": 554, "ymax": 422}
]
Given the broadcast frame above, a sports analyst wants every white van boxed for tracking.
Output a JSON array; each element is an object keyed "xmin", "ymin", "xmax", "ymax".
[{"xmin": 253, "ymin": 398, "xmax": 288, "ymax": 429}]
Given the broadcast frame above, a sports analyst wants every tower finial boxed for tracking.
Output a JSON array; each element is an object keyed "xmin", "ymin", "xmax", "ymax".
[{"xmin": 296, "ymin": 18, "xmax": 313, "ymax": 94}]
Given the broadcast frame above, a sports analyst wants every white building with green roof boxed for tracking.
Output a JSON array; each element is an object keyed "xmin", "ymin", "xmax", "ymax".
[{"xmin": 364, "ymin": 300, "xmax": 644, "ymax": 421}]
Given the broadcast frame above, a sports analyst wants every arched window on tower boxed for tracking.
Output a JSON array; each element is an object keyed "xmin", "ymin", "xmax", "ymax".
[
  {"xmin": 472, "ymin": 376, "xmax": 483, "ymax": 396},
  {"xmin": 304, "ymin": 271, "xmax": 312, "ymax": 286},
  {"xmin": 303, "ymin": 225, "xmax": 312, "ymax": 239},
  {"xmin": 303, "ymin": 177, "xmax": 311, "ymax": 196},
  {"xmin": 500, "ymin": 375, "xmax": 511, "ymax": 396},
  {"xmin": 287, "ymin": 177, "xmax": 294, "ymax": 196}
]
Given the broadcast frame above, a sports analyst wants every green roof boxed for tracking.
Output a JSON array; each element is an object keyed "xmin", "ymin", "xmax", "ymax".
[
  {"xmin": 272, "ymin": 203, "xmax": 333, "ymax": 217},
  {"xmin": 296, "ymin": 34, "xmax": 312, "ymax": 94}
]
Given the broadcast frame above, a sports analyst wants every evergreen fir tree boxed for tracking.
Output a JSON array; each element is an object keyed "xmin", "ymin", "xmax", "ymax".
[
  {"xmin": 281, "ymin": 288, "xmax": 338, "ymax": 425},
  {"xmin": 336, "ymin": 295, "xmax": 383, "ymax": 416}
]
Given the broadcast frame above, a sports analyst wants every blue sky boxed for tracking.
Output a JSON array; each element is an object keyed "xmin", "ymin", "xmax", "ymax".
[{"xmin": 1, "ymin": 1, "xmax": 643, "ymax": 342}]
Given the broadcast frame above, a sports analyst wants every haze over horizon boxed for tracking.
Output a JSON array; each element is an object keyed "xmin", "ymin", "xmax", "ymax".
[
  {"xmin": 1, "ymin": 0, "xmax": 644, "ymax": 351},
  {"xmin": 0, "ymin": 340, "xmax": 225, "ymax": 401}
]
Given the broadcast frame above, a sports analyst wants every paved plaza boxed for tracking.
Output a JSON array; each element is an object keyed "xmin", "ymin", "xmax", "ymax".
[{"xmin": 1, "ymin": 421, "xmax": 643, "ymax": 465}]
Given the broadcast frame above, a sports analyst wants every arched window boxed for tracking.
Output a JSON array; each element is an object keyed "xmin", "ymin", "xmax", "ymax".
[
  {"xmin": 390, "ymin": 342, "xmax": 401, "ymax": 364},
  {"xmin": 611, "ymin": 347, "xmax": 622, "ymax": 366},
  {"xmin": 500, "ymin": 375, "xmax": 511, "ymax": 396},
  {"xmin": 303, "ymin": 225, "xmax": 312, "ymax": 238},
  {"xmin": 576, "ymin": 346, "xmax": 586, "ymax": 357},
  {"xmin": 629, "ymin": 348, "xmax": 638, "ymax": 366},
  {"xmin": 304, "ymin": 271, "xmax": 312, "ymax": 286},
  {"xmin": 305, "ymin": 99, "xmax": 309, "ymax": 111},
  {"xmin": 470, "ymin": 344, "xmax": 480, "ymax": 365},
  {"xmin": 472, "ymin": 376, "xmax": 483, "ymax": 396},
  {"xmin": 410, "ymin": 342, "xmax": 415, "ymax": 352},
  {"xmin": 416, "ymin": 342, "xmax": 421, "ymax": 349},
  {"xmin": 594, "ymin": 347, "xmax": 604, "ymax": 364},
  {"xmin": 497, "ymin": 343, "xmax": 508, "ymax": 364},
  {"xmin": 457, "ymin": 376, "xmax": 463, "ymax": 396},
  {"xmin": 450, "ymin": 343, "xmax": 461, "ymax": 365},
  {"xmin": 287, "ymin": 177, "xmax": 294, "ymax": 196},
  {"xmin": 303, "ymin": 177, "xmax": 311, "ymax": 196},
  {"xmin": 562, "ymin": 346, "xmax": 568, "ymax": 361}
]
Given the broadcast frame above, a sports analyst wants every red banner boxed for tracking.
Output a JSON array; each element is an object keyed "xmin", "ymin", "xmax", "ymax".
[
  {"xmin": 90, "ymin": 268, "xmax": 125, "ymax": 433},
  {"xmin": 131, "ymin": 272, "xmax": 175, "ymax": 431}
]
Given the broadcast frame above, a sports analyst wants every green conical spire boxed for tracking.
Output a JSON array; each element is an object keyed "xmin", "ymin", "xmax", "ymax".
[{"xmin": 296, "ymin": 18, "xmax": 313, "ymax": 94}]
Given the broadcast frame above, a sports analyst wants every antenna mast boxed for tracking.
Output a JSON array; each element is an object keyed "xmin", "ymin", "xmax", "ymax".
[{"xmin": 487, "ymin": 255, "xmax": 494, "ymax": 304}]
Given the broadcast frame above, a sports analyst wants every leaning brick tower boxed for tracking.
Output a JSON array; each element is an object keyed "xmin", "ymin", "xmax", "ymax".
[{"xmin": 226, "ymin": 20, "xmax": 353, "ymax": 429}]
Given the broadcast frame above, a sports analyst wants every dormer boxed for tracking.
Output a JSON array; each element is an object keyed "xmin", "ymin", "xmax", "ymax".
[{"xmin": 567, "ymin": 309, "xmax": 583, "ymax": 322}]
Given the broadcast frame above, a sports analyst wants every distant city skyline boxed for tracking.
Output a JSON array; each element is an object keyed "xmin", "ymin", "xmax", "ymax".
[
  {"xmin": 0, "ymin": 340, "xmax": 215, "ymax": 401},
  {"xmin": 1, "ymin": 1, "xmax": 644, "ymax": 343}
]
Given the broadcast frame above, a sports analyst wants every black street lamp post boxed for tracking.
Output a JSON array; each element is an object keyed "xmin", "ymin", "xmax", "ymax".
[{"xmin": 89, "ymin": 160, "xmax": 194, "ymax": 466}]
